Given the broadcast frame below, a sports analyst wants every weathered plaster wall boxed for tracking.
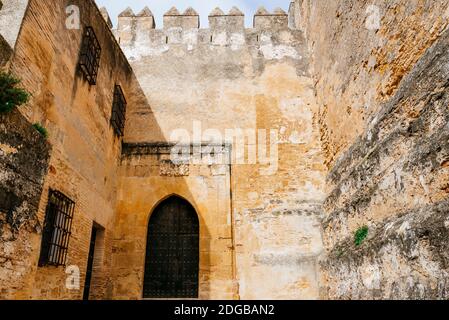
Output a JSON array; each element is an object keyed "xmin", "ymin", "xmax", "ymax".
[
  {"xmin": 2, "ymin": 0, "xmax": 153, "ymax": 299},
  {"xmin": 117, "ymin": 7, "xmax": 326, "ymax": 299},
  {"xmin": 0, "ymin": 109, "xmax": 50, "ymax": 299},
  {"xmin": 293, "ymin": 0, "xmax": 449, "ymax": 299}
]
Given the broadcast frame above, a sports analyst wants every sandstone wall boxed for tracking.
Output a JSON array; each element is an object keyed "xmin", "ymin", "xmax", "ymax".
[
  {"xmin": 293, "ymin": 0, "xmax": 449, "ymax": 299},
  {"xmin": 2, "ymin": 0, "xmax": 153, "ymax": 299},
  {"xmin": 115, "ymin": 143, "xmax": 235, "ymax": 299},
  {"xmin": 116, "ymin": 7, "xmax": 326, "ymax": 299}
]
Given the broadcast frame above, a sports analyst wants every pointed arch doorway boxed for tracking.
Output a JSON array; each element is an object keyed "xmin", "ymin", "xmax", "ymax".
[{"xmin": 143, "ymin": 196, "xmax": 200, "ymax": 299}]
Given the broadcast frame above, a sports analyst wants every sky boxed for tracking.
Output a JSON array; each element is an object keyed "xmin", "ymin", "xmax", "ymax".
[{"xmin": 95, "ymin": 0, "xmax": 292, "ymax": 28}]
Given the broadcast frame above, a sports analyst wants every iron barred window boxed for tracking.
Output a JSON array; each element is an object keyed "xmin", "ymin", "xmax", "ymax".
[
  {"xmin": 111, "ymin": 85, "xmax": 127, "ymax": 137},
  {"xmin": 38, "ymin": 190, "xmax": 75, "ymax": 267},
  {"xmin": 78, "ymin": 26, "xmax": 101, "ymax": 85}
]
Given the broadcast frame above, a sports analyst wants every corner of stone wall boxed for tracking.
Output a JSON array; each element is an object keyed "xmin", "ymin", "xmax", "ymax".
[
  {"xmin": 288, "ymin": 0, "xmax": 302, "ymax": 29},
  {"xmin": 99, "ymin": 6, "xmax": 113, "ymax": 29},
  {"xmin": 0, "ymin": 0, "xmax": 29, "ymax": 49},
  {"xmin": 0, "ymin": 33, "xmax": 12, "ymax": 69},
  {"xmin": 253, "ymin": 7, "xmax": 289, "ymax": 30}
]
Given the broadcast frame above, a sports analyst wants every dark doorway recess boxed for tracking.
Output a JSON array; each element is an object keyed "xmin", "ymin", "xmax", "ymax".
[
  {"xmin": 83, "ymin": 223, "xmax": 102, "ymax": 300},
  {"xmin": 143, "ymin": 196, "xmax": 200, "ymax": 299}
]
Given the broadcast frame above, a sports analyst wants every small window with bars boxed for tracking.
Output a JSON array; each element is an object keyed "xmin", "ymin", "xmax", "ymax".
[
  {"xmin": 110, "ymin": 85, "xmax": 127, "ymax": 137},
  {"xmin": 38, "ymin": 190, "xmax": 75, "ymax": 267},
  {"xmin": 78, "ymin": 26, "xmax": 101, "ymax": 85}
]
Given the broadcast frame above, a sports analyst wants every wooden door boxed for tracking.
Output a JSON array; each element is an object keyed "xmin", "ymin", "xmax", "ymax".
[{"xmin": 143, "ymin": 196, "xmax": 199, "ymax": 298}]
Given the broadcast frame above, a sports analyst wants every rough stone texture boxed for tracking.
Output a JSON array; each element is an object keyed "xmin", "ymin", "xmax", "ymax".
[
  {"xmin": 291, "ymin": 0, "xmax": 449, "ymax": 299},
  {"xmin": 116, "ymin": 7, "xmax": 326, "ymax": 299},
  {"xmin": 323, "ymin": 200, "xmax": 449, "ymax": 299},
  {"xmin": 318, "ymin": 27, "xmax": 449, "ymax": 299},
  {"xmin": 0, "ymin": 109, "xmax": 50, "ymax": 299},
  {"xmin": 296, "ymin": 0, "xmax": 449, "ymax": 168}
]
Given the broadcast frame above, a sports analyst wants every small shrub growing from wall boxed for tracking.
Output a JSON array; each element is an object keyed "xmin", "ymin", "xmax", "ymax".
[
  {"xmin": 33, "ymin": 123, "xmax": 48, "ymax": 138},
  {"xmin": 354, "ymin": 226, "xmax": 369, "ymax": 246},
  {"xmin": 0, "ymin": 71, "xmax": 30, "ymax": 113}
]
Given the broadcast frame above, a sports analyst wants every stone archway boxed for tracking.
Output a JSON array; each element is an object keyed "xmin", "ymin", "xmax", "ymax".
[{"xmin": 143, "ymin": 196, "xmax": 199, "ymax": 298}]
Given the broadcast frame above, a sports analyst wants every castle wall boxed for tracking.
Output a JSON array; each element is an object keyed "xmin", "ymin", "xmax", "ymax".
[
  {"xmin": 1, "ymin": 0, "xmax": 154, "ymax": 299},
  {"xmin": 4, "ymin": 0, "xmax": 447, "ymax": 301},
  {"xmin": 293, "ymin": 0, "xmax": 449, "ymax": 299},
  {"xmin": 116, "ymin": 7, "xmax": 326, "ymax": 299},
  {"xmin": 0, "ymin": 109, "xmax": 51, "ymax": 299}
]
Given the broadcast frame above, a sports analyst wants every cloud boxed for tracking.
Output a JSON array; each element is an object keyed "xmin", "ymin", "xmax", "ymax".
[{"xmin": 95, "ymin": 0, "xmax": 291, "ymax": 28}]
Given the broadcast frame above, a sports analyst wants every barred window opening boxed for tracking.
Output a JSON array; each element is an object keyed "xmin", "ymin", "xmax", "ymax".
[
  {"xmin": 38, "ymin": 190, "xmax": 75, "ymax": 267},
  {"xmin": 78, "ymin": 26, "xmax": 101, "ymax": 85},
  {"xmin": 111, "ymin": 85, "xmax": 127, "ymax": 137}
]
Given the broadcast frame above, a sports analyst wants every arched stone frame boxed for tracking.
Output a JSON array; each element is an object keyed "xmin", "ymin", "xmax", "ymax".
[
  {"xmin": 141, "ymin": 193, "xmax": 202, "ymax": 299},
  {"xmin": 116, "ymin": 141, "xmax": 235, "ymax": 299}
]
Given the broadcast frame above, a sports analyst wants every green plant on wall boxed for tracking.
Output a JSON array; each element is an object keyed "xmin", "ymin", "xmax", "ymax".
[
  {"xmin": 0, "ymin": 71, "xmax": 30, "ymax": 113},
  {"xmin": 354, "ymin": 226, "xmax": 369, "ymax": 246},
  {"xmin": 33, "ymin": 123, "xmax": 48, "ymax": 139}
]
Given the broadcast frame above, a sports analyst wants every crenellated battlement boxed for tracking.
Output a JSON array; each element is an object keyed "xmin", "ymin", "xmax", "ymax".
[
  {"xmin": 254, "ymin": 7, "xmax": 288, "ymax": 30},
  {"xmin": 109, "ymin": 4, "xmax": 302, "ymax": 52},
  {"xmin": 163, "ymin": 6, "xmax": 200, "ymax": 30},
  {"xmin": 208, "ymin": 7, "xmax": 245, "ymax": 32},
  {"xmin": 111, "ymin": 5, "xmax": 294, "ymax": 32}
]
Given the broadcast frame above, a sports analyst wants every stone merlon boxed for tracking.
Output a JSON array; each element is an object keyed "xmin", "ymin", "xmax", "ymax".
[
  {"xmin": 163, "ymin": 6, "xmax": 199, "ymax": 29},
  {"xmin": 254, "ymin": 6, "xmax": 288, "ymax": 29},
  {"xmin": 208, "ymin": 7, "xmax": 245, "ymax": 31},
  {"xmin": 117, "ymin": 6, "xmax": 156, "ymax": 46},
  {"xmin": 115, "ymin": 5, "xmax": 294, "ymax": 33}
]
